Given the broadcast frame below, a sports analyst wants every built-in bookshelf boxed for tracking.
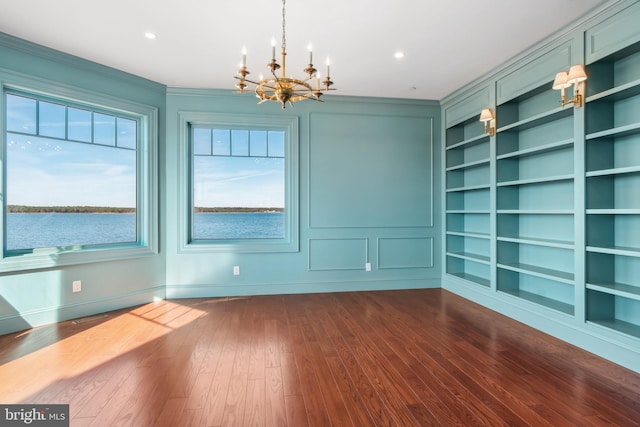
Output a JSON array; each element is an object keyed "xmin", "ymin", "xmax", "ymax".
[
  {"xmin": 585, "ymin": 40, "xmax": 640, "ymax": 338},
  {"xmin": 441, "ymin": 0, "xmax": 640, "ymax": 372},
  {"xmin": 495, "ymin": 83, "xmax": 576, "ymax": 315},
  {"xmin": 445, "ymin": 116, "xmax": 491, "ymax": 287}
]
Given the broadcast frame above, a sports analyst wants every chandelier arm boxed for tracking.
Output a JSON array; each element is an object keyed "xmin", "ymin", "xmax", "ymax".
[
  {"xmin": 232, "ymin": 0, "xmax": 335, "ymax": 107},
  {"xmin": 235, "ymin": 76, "xmax": 262, "ymax": 86}
]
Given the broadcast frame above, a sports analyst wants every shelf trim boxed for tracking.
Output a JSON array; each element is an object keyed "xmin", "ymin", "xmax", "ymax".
[
  {"xmin": 446, "ymin": 158, "xmax": 490, "ymax": 172},
  {"xmin": 497, "ymin": 174, "xmax": 574, "ymax": 187},
  {"xmin": 498, "ymin": 262, "xmax": 574, "ymax": 284},
  {"xmin": 586, "ymin": 245, "xmax": 640, "ymax": 257},
  {"xmin": 446, "ymin": 210, "xmax": 491, "ymax": 214},
  {"xmin": 497, "ymin": 106, "xmax": 572, "ymax": 133},
  {"xmin": 498, "ymin": 288, "xmax": 574, "ymax": 315},
  {"xmin": 586, "ymin": 165, "xmax": 640, "ymax": 177},
  {"xmin": 587, "ymin": 282, "xmax": 640, "ymax": 301},
  {"xmin": 497, "ymin": 209, "xmax": 575, "ymax": 215},
  {"xmin": 445, "ymin": 133, "xmax": 489, "ymax": 151},
  {"xmin": 586, "ymin": 122, "xmax": 640, "ymax": 140},
  {"xmin": 497, "ymin": 235, "xmax": 574, "ymax": 249},
  {"xmin": 446, "ymin": 272, "xmax": 491, "ymax": 288},
  {"xmin": 586, "ymin": 209, "xmax": 640, "ymax": 215},
  {"xmin": 586, "ymin": 319, "xmax": 640, "ymax": 340},
  {"xmin": 446, "ymin": 231, "xmax": 491, "ymax": 240},
  {"xmin": 497, "ymin": 138, "xmax": 574, "ymax": 160},
  {"xmin": 446, "ymin": 184, "xmax": 491, "ymax": 193},
  {"xmin": 447, "ymin": 251, "xmax": 491, "ymax": 264},
  {"xmin": 586, "ymin": 78, "xmax": 640, "ymax": 103}
]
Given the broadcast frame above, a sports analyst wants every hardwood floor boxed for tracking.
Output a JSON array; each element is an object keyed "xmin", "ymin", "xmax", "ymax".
[{"xmin": 0, "ymin": 289, "xmax": 639, "ymax": 426}]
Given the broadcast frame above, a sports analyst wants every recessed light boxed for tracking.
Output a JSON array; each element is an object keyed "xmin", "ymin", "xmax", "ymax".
[
  {"xmin": 394, "ymin": 51, "xmax": 405, "ymax": 59},
  {"xmin": 144, "ymin": 32, "xmax": 157, "ymax": 40}
]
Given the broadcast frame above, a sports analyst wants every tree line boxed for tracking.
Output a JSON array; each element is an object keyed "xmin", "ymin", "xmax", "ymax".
[
  {"xmin": 7, "ymin": 205, "xmax": 283, "ymax": 213},
  {"xmin": 194, "ymin": 207, "xmax": 284, "ymax": 213},
  {"xmin": 7, "ymin": 205, "xmax": 136, "ymax": 213}
]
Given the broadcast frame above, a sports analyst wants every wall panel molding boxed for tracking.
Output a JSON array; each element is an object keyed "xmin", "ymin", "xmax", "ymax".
[{"xmin": 378, "ymin": 237, "xmax": 434, "ymax": 269}]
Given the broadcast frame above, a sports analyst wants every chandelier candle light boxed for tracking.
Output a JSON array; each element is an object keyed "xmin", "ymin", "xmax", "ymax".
[{"xmin": 234, "ymin": 0, "xmax": 336, "ymax": 108}]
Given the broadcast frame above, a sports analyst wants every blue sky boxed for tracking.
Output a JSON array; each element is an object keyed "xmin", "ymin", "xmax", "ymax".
[
  {"xmin": 6, "ymin": 94, "xmax": 284, "ymax": 208},
  {"xmin": 193, "ymin": 156, "xmax": 284, "ymax": 208},
  {"xmin": 7, "ymin": 134, "xmax": 137, "ymax": 207}
]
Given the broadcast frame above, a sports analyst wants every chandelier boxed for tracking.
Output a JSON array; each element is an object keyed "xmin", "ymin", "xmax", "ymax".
[{"xmin": 234, "ymin": 0, "xmax": 336, "ymax": 108}]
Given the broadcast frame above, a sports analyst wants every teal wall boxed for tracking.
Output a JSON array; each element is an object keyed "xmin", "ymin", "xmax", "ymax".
[
  {"xmin": 0, "ymin": 34, "xmax": 441, "ymax": 335},
  {"xmin": 0, "ymin": 35, "xmax": 167, "ymax": 333},
  {"xmin": 165, "ymin": 89, "xmax": 441, "ymax": 297}
]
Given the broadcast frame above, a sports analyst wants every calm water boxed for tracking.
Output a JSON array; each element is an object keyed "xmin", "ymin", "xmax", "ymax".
[
  {"xmin": 6, "ymin": 212, "xmax": 284, "ymax": 250},
  {"xmin": 192, "ymin": 212, "xmax": 284, "ymax": 240}
]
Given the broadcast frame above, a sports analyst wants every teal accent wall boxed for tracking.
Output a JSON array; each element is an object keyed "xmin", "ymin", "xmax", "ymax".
[
  {"xmin": 164, "ymin": 89, "xmax": 441, "ymax": 298},
  {"xmin": 0, "ymin": 34, "xmax": 167, "ymax": 333},
  {"xmin": 0, "ymin": 34, "xmax": 441, "ymax": 334}
]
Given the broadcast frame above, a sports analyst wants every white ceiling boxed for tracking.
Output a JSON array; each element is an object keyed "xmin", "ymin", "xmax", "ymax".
[{"xmin": 0, "ymin": 0, "xmax": 610, "ymax": 100}]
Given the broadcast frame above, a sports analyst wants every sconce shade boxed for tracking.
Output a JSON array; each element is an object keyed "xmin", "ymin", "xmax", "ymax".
[
  {"xmin": 553, "ymin": 71, "xmax": 571, "ymax": 90},
  {"xmin": 567, "ymin": 65, "xmax": 587, "ymax": 84},
  {"xmin": 479, "ymin": 108, "xmax": 494, "ymax": 123}
]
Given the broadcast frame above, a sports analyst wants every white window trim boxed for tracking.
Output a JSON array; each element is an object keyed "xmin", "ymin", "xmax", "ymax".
[
  {"xmin": 0, "ymin": 71, "xmax": 159, "ymax": 273},
  {"xmin": 178, "ymin": 112, "xmax": 299, "ymax": 253}
]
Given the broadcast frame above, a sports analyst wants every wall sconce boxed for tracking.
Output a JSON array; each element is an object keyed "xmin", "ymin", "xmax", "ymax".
[
  {"xmin": 553, "ymin": 64, "xmax": 587, "ymax": 108},
  {"xmin": 479, "ymin": 108, "xmax": 496, "ymax": 136}
]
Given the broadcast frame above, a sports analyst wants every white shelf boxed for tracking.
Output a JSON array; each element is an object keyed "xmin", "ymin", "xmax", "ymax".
[
  {"xmin": 586, "ymin": 245, "xmax": 640, "ymax": 257},
  {"xmin": 446, "ymin": 158, "xmax": 490, "ymax": 172},
  {"xmin": 497, "ymin": 235, "xmax": 574, "ymax": 249},
  {"xmin": 446, "ymin": 184, "xmax": 490, "ymax": 193},
  {"xmin": 447, "ymin": 251, "xmax": 490, "ymax": 264},
  {"xmin": 497, "ymin": 138, "xmax": 574, "ymax": 160},
  {"xmin": 446, "ymin": 231, "xmax": 490, "ymax": 239},
  {"xmin": 497, "ymin": 174, "xmax": 574, "ymax": 187},
  {"xmin": 586, "ymin": 166, "xmax": 640, "ymax": 177},
  {"xmin": 499, "ymin": 288, "xmax": 574, "ymax": 315},
  {"xmin": 586, "ymin": 78, "xmax": 640, "ymax": 103},
  {"xmin": 446, "ymin": 133, "xmax": 489, "ymax": 150},
  {"xmin": 497, "ymin": 106, "xmax": 572, "ymax": 133},
  {"xmin": 587, "ymin": 282, "xmax": 640, "ymax": 302},
  {"xmin": 586, "ymin": 122, "xmax": 640, "ymax": 140},
  {"xmin": 447, "ymin": 272, "xmax": 491, "ymax": 288},
  {"xmin": 586, "ymin": 209, "xmax": 640, "ymax": 215},
  {"xmin": 498, "ymin": 262, "xmax": 574, "ymax": 284},
  {"xmin": 497, "ymin": 209, "xmax": 574, "ymax": 215}
]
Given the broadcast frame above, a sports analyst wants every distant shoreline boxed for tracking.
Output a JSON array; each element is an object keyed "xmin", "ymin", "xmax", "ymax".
[{"xmin": 7, "ymin": 205, "xmax": 283, "ymax": 214}]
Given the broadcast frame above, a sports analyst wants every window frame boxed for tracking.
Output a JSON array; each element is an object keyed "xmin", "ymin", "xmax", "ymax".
[
  {"xmin": 178, "ymin": 112, "xmax": 299, "ymax": 253},
  {"xmin": 0, "ymin": 73, "xmax": 158, "ymax": 273}
]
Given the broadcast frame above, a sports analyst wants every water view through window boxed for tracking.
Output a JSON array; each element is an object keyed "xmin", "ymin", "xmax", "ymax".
[
  {"xmin": 5, "ymin": 93, "xmax": 138, "ymax": 251},
  {"xmin": 191, "ymin": 128, "xmax": 286, "ymax": 240}
]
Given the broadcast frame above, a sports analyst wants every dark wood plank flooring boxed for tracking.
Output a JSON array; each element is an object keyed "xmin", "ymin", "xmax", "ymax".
[{"xmin": 0, "ymin": 289, "xmax": 639, "ymax": 426}]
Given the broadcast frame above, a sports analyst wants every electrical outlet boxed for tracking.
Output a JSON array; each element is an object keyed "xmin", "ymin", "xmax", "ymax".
[
  {"xmin": 72, "ymin": 280, "xmax": 82, "ymax": 293},
  {"xmin": 233, "ymin": 266, "xmax": 240, "ymax": 276},
  {"xmin": 365, "ymin": 262, "xmax": 372, "ymax": 272}
]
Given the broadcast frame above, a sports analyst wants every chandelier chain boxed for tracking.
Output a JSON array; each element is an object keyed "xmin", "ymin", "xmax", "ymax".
[{"xmin": 281, "ymin": 0, "xmax": 286, "ymax": 50}]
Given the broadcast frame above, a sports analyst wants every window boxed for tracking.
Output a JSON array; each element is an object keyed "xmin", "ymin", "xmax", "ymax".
[
  {"xmin": 179, "ymin": 113, "xmax": 298, "ymax": 253},
  {"xmin": 1, "ymin": 82, "xmax": 158, "ymax": 271},
  {"xmin": 192, "ymin": 128, "xmax": 285, "ymax": 240}
]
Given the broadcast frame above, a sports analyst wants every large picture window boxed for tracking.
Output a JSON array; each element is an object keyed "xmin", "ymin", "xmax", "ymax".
[
  {"xmin": 191, "ymin": 127, "xmax": 285, "ymax": 240},
  {"xmin": 1, "ymin": 83, "xmax": 158, "ymax": 271},
  {"xmin": 179, "ymin": 113, "xmax": 298, "ymax": 253}
]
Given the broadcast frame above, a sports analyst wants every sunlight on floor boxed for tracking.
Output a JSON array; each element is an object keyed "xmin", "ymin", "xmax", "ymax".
[{"xmin": 0, "ymin": 300, "xmax": 207, "ymax": 403}]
